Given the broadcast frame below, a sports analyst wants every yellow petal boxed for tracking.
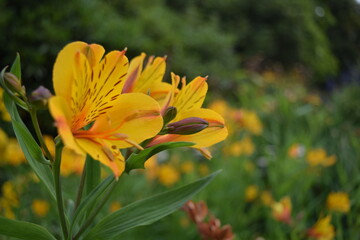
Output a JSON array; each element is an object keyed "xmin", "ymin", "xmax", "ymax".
[
  {"xmin": 133, "ymin": 56, "xmax": 166, "ymax": 93},
  {"xmin": 48, "ymin": 96, "xmax": 85, "ymax": 155},
  {"xmin": 122, "ymin": 53, "xmax": 146, "ymax": 93},
  {"xmin": 90, "ymin": 93, "xmax": 163, "ymax": 148},
  {"xmin": 149, "ymin": 108, "xmax": 227, "ymax": 148},
  {"xmin": 61, "ymin": 147, "xmax": 86, "ymax": 176},
  {"xmin": 172, "ymin": 76, "xmax": 208, "ymax": 119},
  {"xmin": 53, "ymin": 41, "xmax": 88, "ymax": 102},
  {"xmin": 76, "ymin": 138, "xmax": 125, "ymax": 178},
  {"xmin": 72, "ymin": 50, "xmax": 129, "ymax": 130}
]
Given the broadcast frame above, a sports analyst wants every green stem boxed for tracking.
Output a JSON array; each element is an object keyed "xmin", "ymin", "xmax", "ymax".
[
  {"xmin": 72, "ymin": 179, "xmax": 118, "ymax": 240},
  {"xmin": 74, "ymin": 165, "xmax": 87, "ymax": 211},
  {"xmin": 54, "ymin": 139, "xmax": 68, "ymax": 239},
  {"xmin": 29, "ymin": 107, "xmax": 54, "ymax": 163}
]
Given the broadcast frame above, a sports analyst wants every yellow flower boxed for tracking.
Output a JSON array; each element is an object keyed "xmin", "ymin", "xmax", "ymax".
[
  {"xmin": 148, "ymin": 73, "xmax": 228, "ymax": 158},
  {"xmin": 198, "ymin": 163, "xmax": 210, "ymax": 176},
  {"xmin": 49, "ymin": 42, "xmax": 163, "ymax": 177},
  {"xmin": 261, "ymin": 191, "xmax": 274, "ymax": 206},
  {"xmin": 236, "ymin": 110, "xmax": 263, "ymax": 135},
  {"xmin": 109, "ymin": 201, "xmax": 122, "ymax": 212},
  {"xmin": 306, "ymin": 149, "xmax": 336, "ymax": 167},
  {"xmin": 245, "ymin": 185, "xmax": 258, "ymax": 202},
  {"xmin": 307, "ymin": 216, "xmax": 335, "ymax": 240},
  {"xmin": 158, "ymin": 164, "xmax": 180, "ymax": 187},
  {"xmin": 326, "ymin": 192, "xmax": 350, "ymax": 213},
  {"xmin": 181, "ymin": 161, "xmax": 194, "ymax": 174},
  {"xmin": 4, "ymin": 139, "xmax": 26, "ymax": 166},
  {"xmin": 271, "ymin": 196, "xmax": 292, "ymax": 224},
  {"xmin": 144, "ymin": 155, "xmax": 158, "ymax": 180},
  {"xmin": 0, "ymin": 88, "xmax": 11, "ymax": 122},
  {"xmin": 31, "ymin": 199, "xmax": 50, "ymax": 217}
]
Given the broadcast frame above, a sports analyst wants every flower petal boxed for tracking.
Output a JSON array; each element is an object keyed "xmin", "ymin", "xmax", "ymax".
[
  {"xmin": 53, "ymin": 41, "xmax": 88, "ymax": 102},
  {"xmin": 48, "ymin": 96, "xmax": 85, "ymax": 155},
  {"xmin": 122, "ymin": 53, "xmax": 146, "ymax": 93},
  {"xmin": 172, "ymin": 76, "xmax": 208, "ymax": 119},
  {"xmin": 133, "ymin": 56, "xmax": 166, "ymax": 93},
  {"xmin": 90, "ymin": 93, "xmax": 163, "ymax": 148},
  {"xmin": 75, "ymin": 138, "xmax": 125, "ymax": 178}
]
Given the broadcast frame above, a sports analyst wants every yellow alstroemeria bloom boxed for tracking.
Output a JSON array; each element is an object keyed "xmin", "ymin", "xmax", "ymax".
[
  {"xmin": 49, "ymin": 42, "xmax": 163, "ymax": 177},
  {"xmin": 122, "ymin": 53, "xmax": 171, "ymax": 105},
  {"xmin": 147, "ymin": 73, "xmax": 228, "ymax": 158}
]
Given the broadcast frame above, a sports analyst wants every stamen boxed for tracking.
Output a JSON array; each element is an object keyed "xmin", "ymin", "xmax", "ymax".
[{"xmin": 124, "ymin": 139, "xmax": 144, "ymax": 151}]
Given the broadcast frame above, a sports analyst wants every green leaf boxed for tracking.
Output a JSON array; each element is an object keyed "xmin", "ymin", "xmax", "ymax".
[
  {"xmin": 69, "ymin": 175, "xmax": 115, "ymax": 236},
  {"xmin": 0, "ymin": 216, "xmax": 56, "ymax": 240},
  {"xmin": 84, "ymin": 155, "xmax": 101, "ymax": 196},
  {"xmin": 10, "ymin": 53, "xmax": 21, "ymax": 80},
  {"xmin": 125, "ymin": 141, "xmax": 195, "ymax": 173},
  {"xmin": 3, "ymin": 93, "xmax": 55, "ymax": 199},
  {"xmin": 83, "ymin": 170, "xmax": 221, "ymax": 240}
]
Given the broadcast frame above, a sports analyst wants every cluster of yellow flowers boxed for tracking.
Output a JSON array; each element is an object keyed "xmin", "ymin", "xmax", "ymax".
[
  {"xmin": 145, "ymin": 154, "xmax": 209, "ymax": 187},
  {"xmin": 0, "ymin": 181, "xmax": 19, "ymax": 219},
  {"xmin": 0, "ymin": 128, "xmax": 25, "ymax": 166},
  {"xmin": 306, "ymin": 148, "xmax": 336, "ymax": 167},
  {"xmin": 209, "ymin": 100, "xmax": 262, "ymax": 158},
  {"xmin": 48, "ymin": 42, "xmax": 228, "ymax": 177}
]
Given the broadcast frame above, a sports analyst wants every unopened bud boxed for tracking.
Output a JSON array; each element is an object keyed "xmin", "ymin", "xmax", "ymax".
[
  {"xmin": 4, "ymin": 72, "xmax": 25, "ymax": 96},
  {"xmin": 162, "ymin": 106, "xmax": 177, "ymax": 125},
  {"xmin": 29, "ymin": 86, "xmax": 53, "ymax": 108},
  {"xmin": 166, "ymin": 117, "xmax": 209, "ymax": 135}
]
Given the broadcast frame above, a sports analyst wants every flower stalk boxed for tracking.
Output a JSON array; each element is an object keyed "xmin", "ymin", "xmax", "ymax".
[{"xmin": 54, "ymin": 138, "xmax": 68, "ymax": 239}]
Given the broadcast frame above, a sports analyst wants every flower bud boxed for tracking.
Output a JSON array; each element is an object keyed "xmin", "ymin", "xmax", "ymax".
[
  {"xmin": 162, "ymin": 106, "xmax": 177, "ymax": 125},
  {"xmin": 29, "ymin": 86, "xmax": 53, "ymax": 108},
  {"xmin": 4, "ymin": 72, "xmax": 25, "ymax": 96},
  {"xmin": 166, "ymin": 117, "xmax": 209, "ymax": 135}
]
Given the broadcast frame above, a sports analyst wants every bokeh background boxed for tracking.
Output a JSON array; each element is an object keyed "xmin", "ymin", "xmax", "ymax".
[{"xmin": 1, "ymin": 0, "xmax": 360, "ymax": 239}]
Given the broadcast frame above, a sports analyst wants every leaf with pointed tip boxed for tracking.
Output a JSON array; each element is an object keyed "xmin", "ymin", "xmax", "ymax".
[
  {"xmin": 125, "ymin": 141, "xmax": 194, "ymax": 173},
  {"xmin": 10, "ymin": 53, "xmax": 21, "ymax": 79},
  {"xmin": 0, "ymin": 216, "xmax": 56, "ymax": 240},
  {"xmin": 3, "ymin": 93, "xmax": 55, "ymax": 199},
  {"xmin": 82, "ymin": 170, "xmax": 221, "ymax": 240}
]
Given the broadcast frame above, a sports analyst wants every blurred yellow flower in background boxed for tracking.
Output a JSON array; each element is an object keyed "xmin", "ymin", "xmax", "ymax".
[
  {"xmin": 326, "ymin": 192, "xmax": 350, "ymax": 213},
  {"xmin": 109, "ymin": 201, "xmax": 122, "ymax": 212},
  {"xmin": 0, "ymin": 88, "xmax": 11, "ymax": 121},
  {"xmin": 226, "ymin": 137, "xmax": 255, "ymax": 157},
  {"xmin": 271, "ymin": 196, "xmax": 292, "ymax": 224},
  {"xmin": 0, "ymin": 181, "xmax": 19, "ymax": 219},
  {"xmin": 261, "ymin": 191, "xmax": 274, "ymax": 206},
  {"xmin": 31, "ymin": 199, "xmax": 50, "ymax": 217},
  {"xmin": 158, "ymin": 164, "xmax": 180, "ymax": 187},
  {"xmin": 181, "ymin": 161, "xmax": 194, "ymax": 174},
  {"xmin": 235, "ymin": 110, "xmax": 263, "ymax": 135},
  {"xmin": 245, "ymin": 185, "xmax": 259, "ymax": 202},
  {"xmin": 306, "ymin": 149, "xmax": 336, "ymax": 167},
  {"xmin": 307, "ymin": 215, "xmax": 335, "ymax": 240},
  {"xmin": 4, "ymin": 139, "xmax": 26, "ymax": 166}
]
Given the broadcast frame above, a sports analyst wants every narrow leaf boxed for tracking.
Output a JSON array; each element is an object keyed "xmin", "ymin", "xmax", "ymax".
[
  {"xmin": 10, "ymin": 53, "xmax": 21, "ymax": 79},
  {"xmin": 125, "ymin": 141, "xmax": 195, "ymax": 173},
  {"xmin": 84, "ymin": 155, "xmax": 101, "ymax": 196},
  {"xmin": 69, "ymin": 175, "xmax": 115, "ymax": 235},
  {"xmin": 83, "ymin": 170, "xmax": 221, "ymax": 240},
  {"xmin": 3, "ymin": 93, "xmax": 55, "ymax": 199},
  {"xmin": 0, "ymin": 216, "xmax": 56, "ymax": 240}
]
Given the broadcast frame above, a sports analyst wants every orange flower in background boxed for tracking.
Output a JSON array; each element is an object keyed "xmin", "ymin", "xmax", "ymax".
[
  {"xmin": 288, "ymin": 143, "xmax": 305, "ymax": 158},
  {"xmin": 49, "ymin": 42, "xmax": 163, "ymax": 177},
  {"xmin": 326, "ymin": 192, "xmax": 350, "ymax": 213},
  {"xmin": 307, "ymin": 216, "xmax": 335, "ymax": 240},
  {"xmin": 271, "ymin": 196, "xmax": 292, "ymax": 224}
]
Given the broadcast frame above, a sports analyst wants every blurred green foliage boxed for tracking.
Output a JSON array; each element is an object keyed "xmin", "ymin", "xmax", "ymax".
[{"xmin": 1, "ymin": 0, "xmax": 359, "ymax": 92}]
